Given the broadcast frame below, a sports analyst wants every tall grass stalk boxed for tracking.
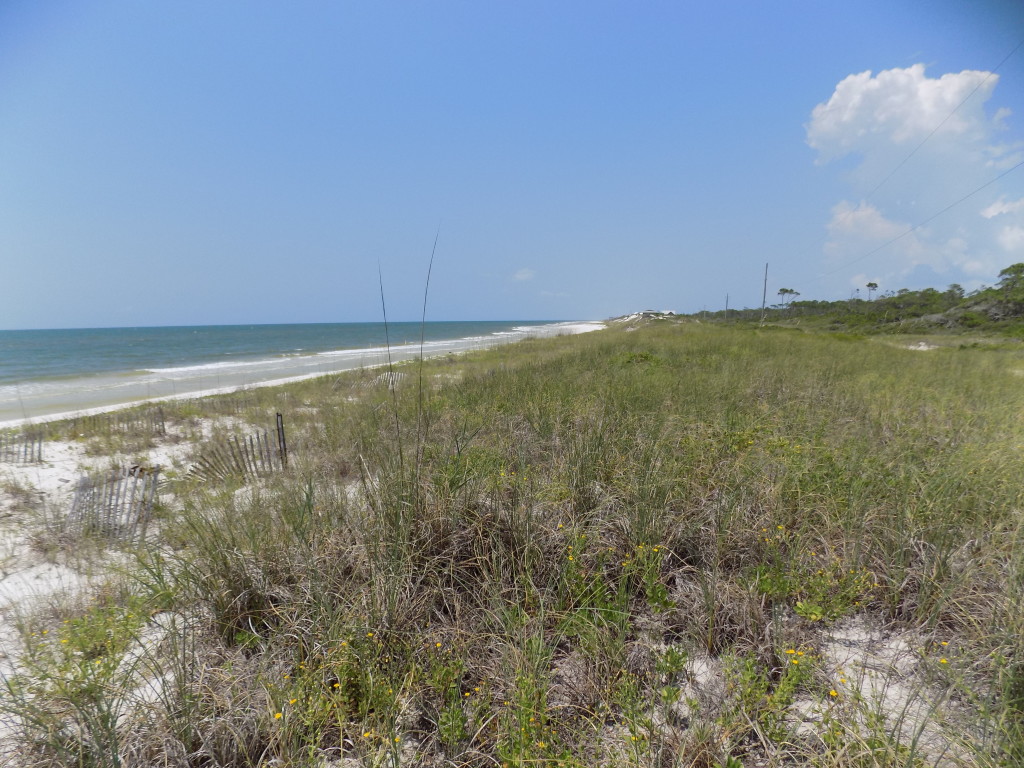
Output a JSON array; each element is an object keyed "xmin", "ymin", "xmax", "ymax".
[{"xmin": 5, "ymin": 323, "xmax": 1024, "ymax": 765}]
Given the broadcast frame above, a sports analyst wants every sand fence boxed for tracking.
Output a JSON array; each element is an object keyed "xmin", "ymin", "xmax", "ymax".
[
  {"xmin": 189, "ymin": 413, "xmax": 289, "ymax": 483},
  {"xmin": 64, "ymin": 406, "xmax": 166, "ymax": 438},
  {"xmin": 65, "ymin": 465, "xmax": 161, "ymax": 542},
  {"xmin": 0, "ymin": 430, "xmax": 44, "ymax": 464},
  {"xmin": 367, "ymin": 370, "xmax": 406, "ymax": 390}
]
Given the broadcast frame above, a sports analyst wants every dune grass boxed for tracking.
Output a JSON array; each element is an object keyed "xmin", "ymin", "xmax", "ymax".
[{"xmin": 4, "ymin": 323, "xmax": 1024, "ymax": 766}]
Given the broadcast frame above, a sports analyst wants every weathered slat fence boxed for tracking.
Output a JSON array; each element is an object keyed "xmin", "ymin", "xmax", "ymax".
[
  {"xmin": 198, "ymin": 393, "xmax": 261, "ymax": 417},
  {"xmin": 66, "ymin": 465, "xmax": 161, "ymax": 541},
  {"xmin": 0, "ymin": 431, "xmax": 44, "ymax": 463},
  {"xmin": 67, "ymin": 407, "xmax": 165, "ymax": 437},
  {"xmin": 366, "ymin": 371, "xmax": 406, "ymax": 390},
  {"xmin": 189, "ymin": 413, "xmax": 288, "ymax": 483}
]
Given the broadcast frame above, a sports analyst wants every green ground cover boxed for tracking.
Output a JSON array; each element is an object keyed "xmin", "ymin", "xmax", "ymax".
[{"xmin": 5, "ymin": 324, "xmax": 1024, "ymax": 767}]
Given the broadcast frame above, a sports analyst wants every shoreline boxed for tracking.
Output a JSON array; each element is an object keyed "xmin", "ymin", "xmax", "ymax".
[
  {"xmin": 0, "ymin": 321, "xmax": 605, "ymax": 430},
  {"xmin": 0, "ymin": 323, "xmax": 1004, "ymax": 762}
]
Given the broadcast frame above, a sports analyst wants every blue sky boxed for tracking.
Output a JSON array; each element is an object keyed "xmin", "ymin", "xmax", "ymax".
[{"xmin": 1, "ymin": 1, "xmax": 1023, "ymax": 328}]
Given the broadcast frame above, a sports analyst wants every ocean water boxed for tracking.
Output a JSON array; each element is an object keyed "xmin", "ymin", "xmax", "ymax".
[{"xmin": 0, "ymin": 321, "xmax": 602, "ymax": 426}]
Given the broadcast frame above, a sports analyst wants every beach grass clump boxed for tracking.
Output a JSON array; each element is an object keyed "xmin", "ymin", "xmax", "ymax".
[{"xmin": 4, "ymin": 323, "xmax": 1024, "ymax": 766}]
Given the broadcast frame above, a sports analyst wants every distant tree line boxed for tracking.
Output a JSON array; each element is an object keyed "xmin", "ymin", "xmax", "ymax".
[{"xmin": 697, "ymin": 263, "xmax": 1024, "ymax": 335}]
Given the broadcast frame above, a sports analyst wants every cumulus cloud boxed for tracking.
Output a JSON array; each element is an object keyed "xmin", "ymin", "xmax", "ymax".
[
  {"xmin": 982, "ymin": 196, "xmax": 1024, "ymax": 256},
  {"xmin": 824, "ymin": 201, "xmax": 927, "ymax": 268},
  {"xmin": 513, "ymin": 268, "xmax": 535, "ymax": 281},
  {"xmin": 808, "ymin": 64, "xmax": 1024, "ymax": 292},
  {"xmin": 998, "ymin": 226, "xmax": 1024, "ymax": 254},
  {"xmin": 807, "ymin": 65, "xmax": 997, "ymax": 160},
  {"xmin": 827, "ymin": 200, "xmax": 910, "ymax": 241},
  {"xmin": 982, "ymin": 196, "xmax": 1024, "ymax": 218}
]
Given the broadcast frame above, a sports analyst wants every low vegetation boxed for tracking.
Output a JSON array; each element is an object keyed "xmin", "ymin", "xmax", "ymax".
[
  {"xmin": 3, "ymin": 324, "xmax": 1024, "ymax": 766},
  {"xmin": 705, "ymin": 261, "xmax": 1024, "ymax": 337}
]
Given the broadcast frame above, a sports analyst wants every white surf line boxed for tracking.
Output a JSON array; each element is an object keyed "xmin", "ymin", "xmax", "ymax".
[{"xmin": 0, "ymin": 322, "xmax": 606, "ymax": 431}]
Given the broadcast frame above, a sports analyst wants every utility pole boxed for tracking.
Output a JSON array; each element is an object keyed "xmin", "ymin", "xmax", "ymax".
[
  {"xmin": 759, "ymin": 263, "xmax": 768, "ymax": 326},
  {"xmin": 725, "ymin": 293, "xmax": 729, "ymax": 321}
]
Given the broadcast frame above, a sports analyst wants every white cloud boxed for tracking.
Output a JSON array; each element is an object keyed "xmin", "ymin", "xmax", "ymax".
[
  {"xmin": 997, "ymin": 226, "xmax": 1024, "ymax": 254},
  {"xmin": 808, "ymin": 64, "xmax": 1024, "ymax": 293},
  {"xmin": 513, "ymin": 268, "xmax": 535, "ymax": 281},
  {"xmin": 982, "ymin": 140, "xmax": 1024, "ymax": 171},
  {"xmin": 827, "ymin": 200, "xmax": 908, "ymax": 241},
  {"xmin": 962, "ymin": 259, "xmax": 988, "ymax": 276},
  {"xmin": 824, "ymin": 201, "xmax": 928, "ymax": 270},
  {"xmin": 807, "ymin": 65, "xmax": 997, "ymax": 160},
  {"xmin": 981, "ymin": 196, "xmax": 1024, "ymax": 218}
]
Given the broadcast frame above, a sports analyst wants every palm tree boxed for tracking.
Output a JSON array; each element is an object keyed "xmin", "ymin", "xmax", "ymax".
[{"xmin": 866, "ymin": 282, "xmax": 878, "ymax": 301}]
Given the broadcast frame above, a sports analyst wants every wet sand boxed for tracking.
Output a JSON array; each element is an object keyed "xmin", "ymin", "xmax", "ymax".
[{"xmin": 0, "ymin": 322, "xmax": 604, "ymax": 429}]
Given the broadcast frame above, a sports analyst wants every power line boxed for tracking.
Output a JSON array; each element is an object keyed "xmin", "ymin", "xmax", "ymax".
[
  {"xmin": 860, "ymin": 38, "xmax": 1024, "ymax": 204},
  {"xmin": 819, "ymin": 157, "xmax": 1024, "ymax": 277},
  {"xmin": 815, "ymin": 36, "xmax": 1024, "ymax": 281}
]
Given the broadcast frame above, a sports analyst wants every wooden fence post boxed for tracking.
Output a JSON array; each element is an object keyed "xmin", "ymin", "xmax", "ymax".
[{"xmin": 277, "ymin": 413, "xmax": 288, "ymax": 468}]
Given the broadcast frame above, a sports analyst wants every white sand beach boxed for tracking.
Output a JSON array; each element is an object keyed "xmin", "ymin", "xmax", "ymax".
[
  {"xmin": 0, "ymin": 322, "xmax": 606, "ymax": 751},
  {"xmin": 0, "ymin": 322, "xmax": 605, "ymax": 430}
]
